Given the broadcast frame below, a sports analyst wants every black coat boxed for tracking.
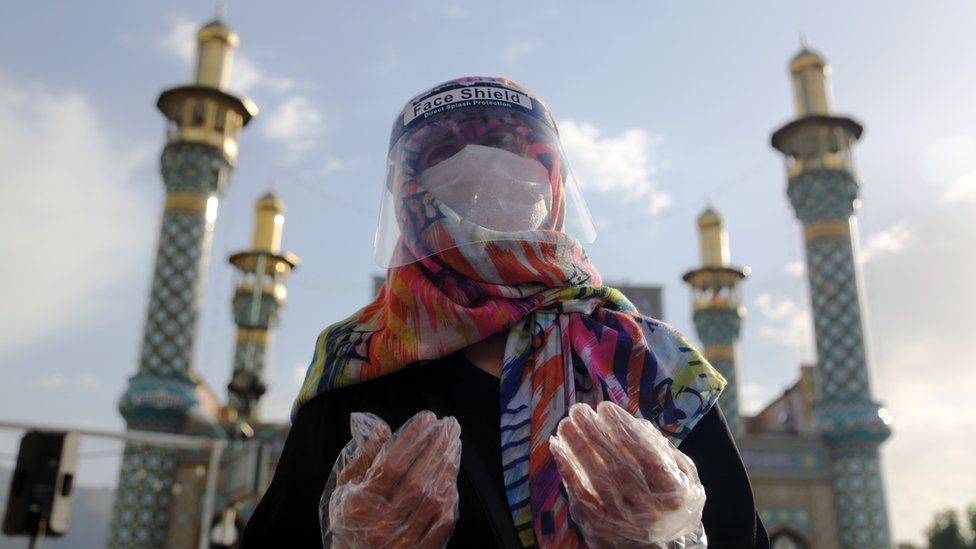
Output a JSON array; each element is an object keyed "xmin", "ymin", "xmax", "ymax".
[{"xmin": 242, "ymin": 353, "xmax": 769, "ymax": 548}]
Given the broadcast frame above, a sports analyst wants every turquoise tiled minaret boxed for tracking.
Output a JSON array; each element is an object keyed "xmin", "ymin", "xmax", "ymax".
[
  {"xmin": 682, "ymin": 206, "xmax": 749, "ymax": 437},
  {"xmin": 226, "ymin": 193, "xmax": 299, "ymax": 423},
  {"xmin": 771, "ymin": 45, "xmax": 892, "ymax": 549},
  {"xmin": 108, "ymin": 18, "xmax": 257, "ymax": 548}
]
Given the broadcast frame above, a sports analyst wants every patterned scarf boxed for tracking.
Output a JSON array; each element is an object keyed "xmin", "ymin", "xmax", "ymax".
[{"xmin": 294, "ymin": 172, "xmax": 726, "ymax": 547}]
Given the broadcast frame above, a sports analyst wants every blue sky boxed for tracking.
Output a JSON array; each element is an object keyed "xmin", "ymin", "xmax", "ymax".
[{"xmin": 1, "ymin": 1, "xmax": 975, "ymax": 544}]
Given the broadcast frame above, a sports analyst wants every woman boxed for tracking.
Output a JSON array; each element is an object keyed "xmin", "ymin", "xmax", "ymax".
[{"xmin": 242, "ymin": 76, "xmax": 768, "ymax": 548}]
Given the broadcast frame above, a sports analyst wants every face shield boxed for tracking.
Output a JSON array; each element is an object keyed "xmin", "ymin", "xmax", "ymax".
[{"xmin": 374, "ymin": 77, "xmax": 596, "ymax": 268}]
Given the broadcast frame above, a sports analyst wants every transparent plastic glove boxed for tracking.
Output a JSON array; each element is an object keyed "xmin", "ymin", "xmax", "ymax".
[
  {"xmin": 664, "ymin": 523, "xmax": 707, "ymax": 549},
  {"xmin": 320, "ymin": 411, "xmax": 462, "ymax": 549},
  {"xmin": 549, "ymin": 402, "xmax": 707, "ymax": 548}
]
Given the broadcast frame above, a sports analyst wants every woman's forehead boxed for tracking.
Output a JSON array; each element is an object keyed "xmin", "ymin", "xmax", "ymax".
[{"xmin": 406, "ymin": 114, "xmax": 535, "ymax": 152}]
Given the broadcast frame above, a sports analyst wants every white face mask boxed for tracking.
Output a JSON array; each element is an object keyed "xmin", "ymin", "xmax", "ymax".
[{"xmin": 418, "ymin": 144, "xmax": 553, "ymax": 232}]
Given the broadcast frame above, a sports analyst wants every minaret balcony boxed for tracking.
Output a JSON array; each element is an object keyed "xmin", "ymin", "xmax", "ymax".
[
  {"xmin": 118, "ymin": 374, "xmax": 198, "ymax": 430},
  {"xmin": 157, "ymin": 85, "xmax": 257, "ymax": 166},
  {"xmin": 813, "ymin": 400, "xmax": 893, "ymax": 446}
]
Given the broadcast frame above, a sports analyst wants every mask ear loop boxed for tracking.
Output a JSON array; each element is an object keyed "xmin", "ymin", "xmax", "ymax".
[{"xmin": 524, "ymin": 142, "xmax": 566, "ymax": 232}]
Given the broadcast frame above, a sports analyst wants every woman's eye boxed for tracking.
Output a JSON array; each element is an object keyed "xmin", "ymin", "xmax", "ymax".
[
  {"xmin": 481, "ymin": 134, "xmax": 524, "ymax": 156},
  {"xmin": 482, "ymin": 135, "xmax": 503, "ymax": 147},
  {"xmin": 423, "ymin": 144, "xmax": 462, "ymax": 169}
]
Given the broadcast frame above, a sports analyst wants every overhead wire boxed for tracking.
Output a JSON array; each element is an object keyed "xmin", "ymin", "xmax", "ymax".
[
  {"xmin": 237, "ymin": 141, "xmax": 374, "ymax": 216},
  {"xmin": 598, "ymin": 156, "xmax": 772, "ymax": 234}
]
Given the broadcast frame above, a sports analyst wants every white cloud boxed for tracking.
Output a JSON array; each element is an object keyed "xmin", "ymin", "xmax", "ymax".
[
  {"xmin": 504, "ymin": 41, "xmax": 538, "ymax": 60},
  {"xmin": 784, "ymin": 260, "xmax": 805, "ymax": 277},
  {"xmin": 754, "ymin": 292, "xmax": 798, "ymax": 320},
  {"xmin": 371, "ymin": 47, "xmax": 402, "ymax": 76},
  {"xmin": 753, "ymin": 292, "xmax": 813, "ymax": 351},
  {"xmin": 860, "ymin": 222, "xmax": 912, "ymax": 263},
  {"xmin": 81, "ymin": 374, "xmax": 102, "ymax": 389},
  {"xmin": 918, "ymin": 134, "xmax": 976, "ymax": 203},
  {"xmin": 445, "ymin": 4, "xmax": 469, "ymax": 18},
  {"xmin": 319, "ymin": 156, "xmax": 368, "ymax": 176},
  {"xmin": 0, "ymin": 74, "xmax": 152, "ymax": 356},
  {"xmin": 321, "ymin": 157, "xmax": 347, "ymax": 175},
  {"xmin": 262, "ymin": 95, "xmax": 324, "ymax": 159},
  {"xmin": 940, "ymin": 172, "xmax": 976, "ymax": 203},
  {"xmin": 232, "ymin": 55, "xmax": 262, "ymax": 94},
  {"xmin": 232, "ymin": 55, "xmax": 296, "ymax": 95},
  {"xmin": 559, "ymin": 120, "xmax": 671, "ymax": 214},
  {"xmin": 37, "ymin": 373, "xmax": 102, "ymax": 390},
  {"xmin": 41, "ymin": 374, "xmax": 67, "ymax": 389},
  {"xmin": 160, "ymin": 14, "xmax": 196, "ymax": 63}
]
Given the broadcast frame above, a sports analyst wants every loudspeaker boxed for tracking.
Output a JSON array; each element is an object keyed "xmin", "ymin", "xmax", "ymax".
[{"xmin": 2, "ymin": 430, "xmax": 80, "ymax": 538}]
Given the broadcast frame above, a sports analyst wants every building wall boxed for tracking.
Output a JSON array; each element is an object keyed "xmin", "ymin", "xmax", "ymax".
[
  {"xmin": 739, "ymin": 433, "xmax": 839, "ymax": 548},
  {"xmin": 753, "ymin": 477, "xmax": 839, "ymax": 549},
  {"xmin": 748, "ymin": 366, "xmax": 816, "ymax": 437}
]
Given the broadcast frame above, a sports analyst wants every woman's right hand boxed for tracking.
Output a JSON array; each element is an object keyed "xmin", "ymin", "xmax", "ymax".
[{"xmin": 328, "ymin": 411, "xmax": 462, "ymax": 549}]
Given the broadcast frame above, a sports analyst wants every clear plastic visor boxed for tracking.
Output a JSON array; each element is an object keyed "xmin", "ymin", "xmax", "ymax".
[{"xmin": 374, "ymin": 107, "xmax": 596, "ymax": 268}]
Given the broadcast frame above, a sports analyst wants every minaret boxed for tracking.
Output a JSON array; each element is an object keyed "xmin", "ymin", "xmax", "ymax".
[
  {"xmin": 771, "ymin": 44, "xmax": 892, "ymax": 548},
  {"xmin": 226, "ymin": 192, "xmax": 299, "ymax": 424},
  {"xmin": 109, "ymin": 17, "xmax": 257, "ymax": 548},
  {"xmin": 682, "ymin": 206, "xmax": 749, "ymax": 437}
]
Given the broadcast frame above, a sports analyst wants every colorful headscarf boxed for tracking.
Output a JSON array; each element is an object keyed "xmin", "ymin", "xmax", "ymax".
[{"xmin": 294, "ymin": 79, "xmax": 726, "ymax": 547}]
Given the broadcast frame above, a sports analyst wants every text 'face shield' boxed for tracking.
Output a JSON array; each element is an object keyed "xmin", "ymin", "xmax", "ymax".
[{"xmin": 374, "ymin": 77, "xmax": 596, "ymax": 268}]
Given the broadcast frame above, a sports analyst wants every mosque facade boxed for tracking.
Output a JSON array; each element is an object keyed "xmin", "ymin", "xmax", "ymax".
[{"xmin": 107, "ymin": 16, "xmax": 891, "ymax": 549}]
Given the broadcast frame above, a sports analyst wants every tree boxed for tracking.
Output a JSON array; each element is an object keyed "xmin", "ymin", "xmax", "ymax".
[
  {"xmin": 968, "ymin": 505, "xmax": 976, "ymax": 549},
  {"xmin": 927, "ymin": 508, "xmax": 972, "ymax": 549}
]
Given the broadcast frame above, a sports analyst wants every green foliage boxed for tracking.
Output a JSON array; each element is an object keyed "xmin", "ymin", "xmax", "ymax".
[
  {"xmin": 968, "ymin": 506, "xmax": 976, "ymax": 549},
  {"xmin": 926, "ymin": 506, "xmax": 975, "ymax": 549}
]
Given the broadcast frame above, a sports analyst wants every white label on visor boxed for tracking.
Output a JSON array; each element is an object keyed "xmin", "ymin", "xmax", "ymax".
[{"xmin": 403, "ymin": 86, "xmax": 533, "ymax": 126}]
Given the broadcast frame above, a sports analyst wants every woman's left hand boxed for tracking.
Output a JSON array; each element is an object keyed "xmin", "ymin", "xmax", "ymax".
[{"xmin": 549, "ymin": 401, "xmax": 706, "ymax": 548}]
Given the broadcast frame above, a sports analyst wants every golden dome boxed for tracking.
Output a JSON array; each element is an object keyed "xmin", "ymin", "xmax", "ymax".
[
  {"xmin": 197, "ymin": 19, "xmax": 239, "ymax": 48},
  {"xmin": 790, "ymin": 48, "xmax": 828, "ymax": 74},
  {"xmin": 697, "ymin": 206, "xmax": 723, "ymax": 228},
  {"xmin": 256, "ymin": 192, "xmax": 284, "ymax": 213}
]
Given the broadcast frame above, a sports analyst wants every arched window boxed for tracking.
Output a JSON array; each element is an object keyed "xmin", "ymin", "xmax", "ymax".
[
  {"xmin": 770, "ymin": 529, "xmax": 809, "ymax": 549},
  {"xmin": 191, "ymin": 101, "xmax": 206, "ymax": 127},
  {"xmin": 214, "ymin": 108, "xmax": 226, "ymax": 133}
]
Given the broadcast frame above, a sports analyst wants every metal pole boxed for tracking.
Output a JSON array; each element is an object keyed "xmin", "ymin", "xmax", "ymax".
[
  {"xmin": 0, "ymin": 420, "xmax": 215, "ymax": 451},
  {"xmin": 29, "ymin": 511, "xmax": 46, "ymax": 549},
  {"xmin": 197, "ymin": 439, "xmax": 227, "ymax": 549}
]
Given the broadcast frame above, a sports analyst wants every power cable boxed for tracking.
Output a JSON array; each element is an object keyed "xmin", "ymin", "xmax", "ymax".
[{"xmin": 598, "ymin": 157, "xmax": 771, "ymax": 234}]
